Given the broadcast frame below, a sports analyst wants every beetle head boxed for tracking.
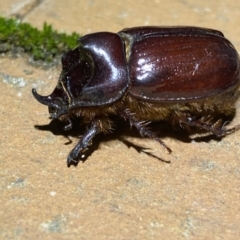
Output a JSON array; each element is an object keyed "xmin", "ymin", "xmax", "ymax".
[{"xmin": 32, "ymin": 46, "xmax": 94, "ymax": 119}]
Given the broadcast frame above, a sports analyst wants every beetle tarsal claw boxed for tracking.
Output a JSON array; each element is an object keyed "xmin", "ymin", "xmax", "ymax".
[{"xmin": 224, "ymin": 124, "xmax": 240, "ymax": 135}]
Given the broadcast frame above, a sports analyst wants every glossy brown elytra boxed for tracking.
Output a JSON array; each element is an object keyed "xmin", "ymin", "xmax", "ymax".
[{"xmin": 32, "ymin": 26, "xmax": 240, "ymax": 164}]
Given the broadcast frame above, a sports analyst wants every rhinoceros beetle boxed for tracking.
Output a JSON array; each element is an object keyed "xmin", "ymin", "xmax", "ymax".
[{"xmin": 32, "ymin": 26, "xmax": 240, "ymax": 164}]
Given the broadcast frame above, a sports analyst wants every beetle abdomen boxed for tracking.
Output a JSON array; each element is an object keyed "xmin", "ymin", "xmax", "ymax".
[{"xmin": 122, "ymin": 27, "xmax": 240, "ymax": 102}]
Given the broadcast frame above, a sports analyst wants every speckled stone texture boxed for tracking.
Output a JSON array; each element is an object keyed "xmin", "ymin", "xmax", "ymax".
[{"xmin": 0, "ymin": 1, "xmax": 240, "ymax": 239}]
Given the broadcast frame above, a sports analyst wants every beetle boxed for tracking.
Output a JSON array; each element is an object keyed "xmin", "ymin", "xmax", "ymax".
[{"xmin": 32, "ymin": 26, "xmax": 240, "ymax": 164}]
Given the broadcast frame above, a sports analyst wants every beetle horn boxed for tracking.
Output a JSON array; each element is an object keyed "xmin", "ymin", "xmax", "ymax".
[{"xmin": 32, "ymin": 88, "xmax": 60, "ymax": 109}]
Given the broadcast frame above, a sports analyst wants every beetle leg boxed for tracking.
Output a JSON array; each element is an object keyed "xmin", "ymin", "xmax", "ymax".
[
  {"xmin": 63, "ymin": 118, "xmax": 73, "ymax": 131},
  {"xmin": 179, "ymin": 115, "xmax": 239, "ymax": 137},
  {"xmin": 67, "ymin": 119, "xmax": 101, "ymax": 164},
  {"xmin": 225, "ymin": 125, "xmax": 240, "ymax": 135},
  {"xmin": 120, "ymin": 109, "xmax": 172, "ymax": 153}
]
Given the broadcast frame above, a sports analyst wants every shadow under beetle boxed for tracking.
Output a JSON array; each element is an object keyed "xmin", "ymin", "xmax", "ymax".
[{"xmin": 32, "ymin": 26, "xmax": 240, "ymax": 164}]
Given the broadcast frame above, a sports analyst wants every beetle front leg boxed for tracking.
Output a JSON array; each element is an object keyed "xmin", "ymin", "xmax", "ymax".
[
  {"xmin": 120, "ymin": 109, "xmax": 172, "ymax": 153},
  {"xmin": 67, "ymin": 119, "xmax": 101, "ymax": 164}
]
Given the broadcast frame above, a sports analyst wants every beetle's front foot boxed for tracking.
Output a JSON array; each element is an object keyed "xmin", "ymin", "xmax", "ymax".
[
  {"xmin": 67, "ymin": 119, "xmax": 101, "ymax": 164},
  {"xmin": 67, "ymin": 148, "xmax": 83, "ymax": 164}
]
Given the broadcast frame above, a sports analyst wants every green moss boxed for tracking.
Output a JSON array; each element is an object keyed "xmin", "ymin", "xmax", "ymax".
[{"xmin": 0, "ymin": 17, "xmax": 80, "ymax": 62}]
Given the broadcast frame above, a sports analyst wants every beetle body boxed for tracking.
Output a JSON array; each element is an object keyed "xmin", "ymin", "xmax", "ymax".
[{"xmin": 32, "ymin": 26, "xmax": 240, "ymax": 164}]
